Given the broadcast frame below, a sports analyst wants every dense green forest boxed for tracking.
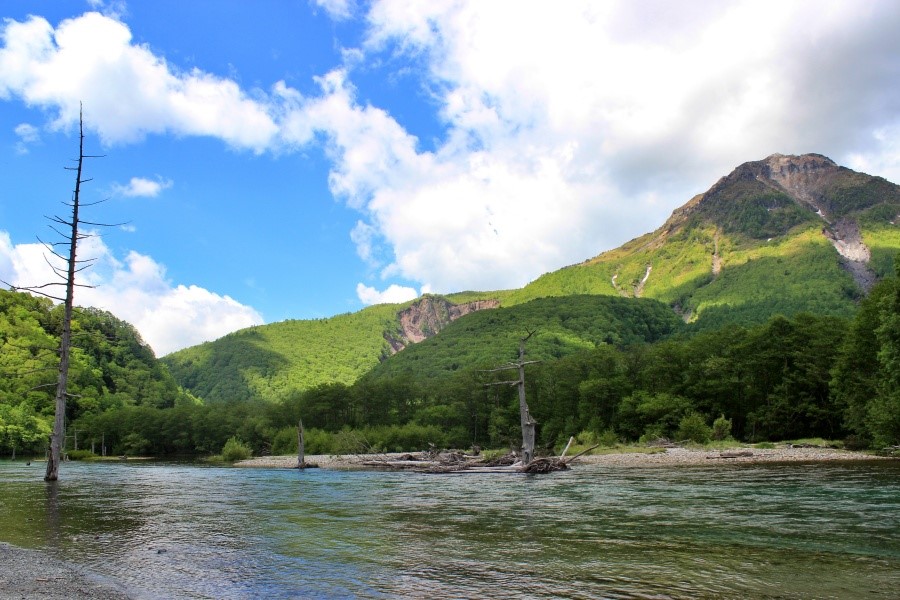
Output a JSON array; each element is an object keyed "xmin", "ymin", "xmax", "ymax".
[
  {"xmin": 4, "ymin": 261, "xmax": 896, "ymax": 458},
  {"xmin": 0, "ymin": 289, "xmax": 195, "ymax": 457}
]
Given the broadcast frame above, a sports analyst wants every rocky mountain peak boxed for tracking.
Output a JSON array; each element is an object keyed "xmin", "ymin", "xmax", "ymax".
[{"xmin": 761, "ymin": 153, "xmax": 840, "ymax": 211}]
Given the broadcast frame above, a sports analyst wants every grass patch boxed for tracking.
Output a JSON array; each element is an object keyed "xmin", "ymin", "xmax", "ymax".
[{"xmin": 783, "ymin": 438, "xmax": 844, "ymax": 448}]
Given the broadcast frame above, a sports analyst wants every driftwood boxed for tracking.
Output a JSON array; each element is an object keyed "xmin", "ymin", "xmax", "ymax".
[
  {"xmin": 559, "ymin": 436, "xmax": 575, "ymax": 459},
  {"xmin": 480, "ymin": 452, "xmax": 518, "ymax": 467},
  {"xmin": 519, "ymin": 457, "xmax": 570, "ymax": 473},
  {"xmin": 348, "ymin": 439, "xmax": 602, "ymax": 475},
  {"xmin": 708, "ymin": 451, "xmax": 754, "ymax": 459}
]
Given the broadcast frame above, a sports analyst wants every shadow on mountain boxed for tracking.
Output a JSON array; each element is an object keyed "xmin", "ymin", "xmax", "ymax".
[{"xmin": 163, "ymin": 329, "xmax": 289, "ymax": 403}]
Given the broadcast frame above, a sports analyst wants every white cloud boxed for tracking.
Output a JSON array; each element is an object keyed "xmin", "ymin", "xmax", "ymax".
[
  {"xmin": 3, "ymin": 2, "xmax": 900, "ymax": 305},
  {"xmin": 14, "ymin": 122, "xmax": 39, "ymax": 142},
  {"xmin": 13, "ymin": 122, "xmax": 39, "ymax": 153},
  {"xmin": 356, "ymin": 282, "xmax": 418, "ymax": 305},
  {"xmin": 0, "ymin": 12, "xmax": 278, "ymax": 151},
  {"xmin": 113, "ymin": 176, "xmax": 173, "ymax": 198},
  {"xmin": 350, "ymin": 220, "xmax": 379, "ymax": 265},
  {"xmin": 0, "ymin": 230, "xmax": 263, "ymax": 356},
  {"xmin": 86, "ymin": 0, "xmax": 127, "ymax": 20},
  {"xmin": 313, "ymin": 0, "xmax": 355, "ymax": 21}
]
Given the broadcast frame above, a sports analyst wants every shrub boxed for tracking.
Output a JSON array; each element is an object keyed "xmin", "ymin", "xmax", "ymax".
[
  {"xmin": 597, "ymin": 430, "xmax": 620, "ymax": 447},
  {"xmin": 712, "ymin": 414, "xmax": 733, "ymax": 441},
  {"xmin": 638, "ymin": 424, "xmax": 667, "ymax": 444},
  {"xmin": 221, "ymin": 436, "xmax": 252, "ymax": 462},
  {"xmin": 676, "ymin": 412, "xmax": 711, "ymax": 444},
  {"xmin": 66, "ymin": 449, "xmax": 97, "ymax": 461},
  {"xmin": 271, "ymin": 426, "xmax": 298, "ymax": 456}
]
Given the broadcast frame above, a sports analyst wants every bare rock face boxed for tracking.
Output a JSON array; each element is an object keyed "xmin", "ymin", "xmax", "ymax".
[
  {"xmin": 383, "ymin": 296, "xmax": 500, "ymax": 355},
  {"xmin": 762, "ymin": 153, "xmax": 841, "ymax": 216},
  {"xmin": 693, "ymin": 153, "xmax": 877, "ymax": 291}
]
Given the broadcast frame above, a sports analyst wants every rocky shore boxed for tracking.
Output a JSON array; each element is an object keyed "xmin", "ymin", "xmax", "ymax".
[
  {"xmin": 0, "ymin": 543, "xmax": 132, "ymax": 600},
  {"xmin": 236, "ymin": 446, "xmax": 891, "ymax": 470}
]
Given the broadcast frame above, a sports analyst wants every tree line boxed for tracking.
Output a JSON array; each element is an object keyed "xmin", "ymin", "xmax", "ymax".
[{"xmin": 2, "ymin": 262, "xmax": 898, "ymax": 458}]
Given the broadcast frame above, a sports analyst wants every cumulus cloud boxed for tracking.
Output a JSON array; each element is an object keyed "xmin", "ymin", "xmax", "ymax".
[
  {"xmin": 113, "ymin": 176, "xmax": 173, "ymax": 198},
  {"xmin": 3, "ymin": 2, "xmax": 900, "ymax": 304},
  {"xmin": 356, "ymin": 282, "xmax": 419, "ymax": 305},
  {"xmin": 0, "ymin": 12, "xmax": 278, "ymax": 150},
  {"xmin": 0, "ymin": 231, "xmax": 263, "ymax": 355}
]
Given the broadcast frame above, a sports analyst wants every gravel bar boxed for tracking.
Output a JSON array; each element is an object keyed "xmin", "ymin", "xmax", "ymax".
[
  {"xmin": 236, "ymin": 447, "xmax": 892, "ymax": 469},
  {"xmin": 0, "ymin": 543, "xmax": 132, "ymax": 600}
]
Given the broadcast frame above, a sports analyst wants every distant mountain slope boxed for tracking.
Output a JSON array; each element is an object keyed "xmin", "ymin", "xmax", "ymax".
[
  {"xmin": 505, "ymin": 154, "xmax": 900, "ymax": 327},
  {"xmin": 162, "ymin": 296, "xmax": 501, "ymax": 403},
  {"xmin": 164, "ymin": 153, "xmax": 900, "ymax": 403},
  {"xmin": 362, "ymin": 295, "xmax": 683, "ymax": 390}
]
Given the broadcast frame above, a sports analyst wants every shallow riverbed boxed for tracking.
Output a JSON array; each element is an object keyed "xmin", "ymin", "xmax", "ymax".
[{"xmin": 1, "ymin": 460, "xmax": 898, "ymax": 599}]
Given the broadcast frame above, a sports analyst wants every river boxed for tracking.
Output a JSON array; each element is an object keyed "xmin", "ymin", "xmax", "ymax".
[{"xmin": 1, "ymin": 460, "xmax": 898, "ymax": 599}]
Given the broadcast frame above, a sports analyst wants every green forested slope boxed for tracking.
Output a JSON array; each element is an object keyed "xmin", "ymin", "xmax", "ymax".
[
  {"xmin": 162, "ymin": 304, "xmax": 402, "ymax": 403},
  {"xmin": 0, "ymin": 289, "xmax": 193, "ymax": 456},
  {"xmin": 364, "ymin": 295, "xmax": 682, "ymax": 389},
  {"xmin": 499, "ymin": 155, "xmax": 899, "ymax": 328}
]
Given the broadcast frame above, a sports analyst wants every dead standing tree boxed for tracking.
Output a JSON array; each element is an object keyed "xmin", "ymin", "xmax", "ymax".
[
  {"xmin": 3, "ymin": 106, "xmax": 114, "ymax": 481},
  {"xmin": 483, "ymin": 330, "xmax": 540, "ymax": 465}
]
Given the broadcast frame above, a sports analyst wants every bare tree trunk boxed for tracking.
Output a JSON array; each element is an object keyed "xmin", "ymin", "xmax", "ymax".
[
  {"xmin": 297, "ymin": 420, "xmax": 306, "ymax": 468},
  {"xmin": 517, "ymin": 338, "xmax": 536, "ymax": 465},
  {"xmin": 482, "ymin": 332, "xmax": 539, "ymax": 466},
  {"xmin": 45, "ymin": 114, "xmax": 85, "ymax": 483}
]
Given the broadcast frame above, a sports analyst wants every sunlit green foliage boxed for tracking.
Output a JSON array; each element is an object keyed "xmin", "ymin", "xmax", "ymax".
[
  {"xmin": 365, "ymin": 295, "xmax": 682, "ymax": 389},
  {"xmin": 0, "ymin": 289, "xmax": 193, "ymax": 457},
  {"xmin": 832, "ymin": 258, "xmax": 900, "ymax": 447},
  {"xmin": 221, "ymin": 436, "xmax": 252, "ymax": 461},
  {"xmin": 162, "ymin": 304, "xmax": 402, "ymax": 403}
]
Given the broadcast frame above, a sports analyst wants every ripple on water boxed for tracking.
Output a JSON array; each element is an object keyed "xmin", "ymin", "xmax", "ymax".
[{"xmin": 0, "ymin": 460, "xmax": 898, "ymax": 599}]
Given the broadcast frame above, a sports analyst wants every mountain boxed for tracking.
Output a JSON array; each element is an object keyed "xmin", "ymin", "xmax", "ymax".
[
  {"xmin": 163, "ymin": 153, "xmax": 900, "ymax": 402},
  {"xmin": 505, "ymin": 153, "xmax": 900, "ymax": 328},
  {"xmin": 359, "ymin": 294, "xmax": 683, "ymax": 392}
]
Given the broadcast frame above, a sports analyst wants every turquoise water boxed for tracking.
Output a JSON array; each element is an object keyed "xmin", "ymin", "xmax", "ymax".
[{"xmin": 0, "ymin": 460, "xmax": 898, "ymax": 599}]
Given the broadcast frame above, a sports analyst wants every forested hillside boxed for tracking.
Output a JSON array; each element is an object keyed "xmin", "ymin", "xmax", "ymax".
[
  {"xmin": 162, "ymin": 304, "xmax": 402, "ymax": 404},
  {"xmin": 364, "ymin": 295, "xmax": 682, "ymax": 389},
  {"xmin": 61, "ymin": 264, "xmax": 900, "ymax": 457},
  {"xmin": 504, "ymin": 154, "xmax": 900, "ymax": 326},
  {"xmin": 0, "ymin": 289, "xmax": 195, "ymax": 457}
]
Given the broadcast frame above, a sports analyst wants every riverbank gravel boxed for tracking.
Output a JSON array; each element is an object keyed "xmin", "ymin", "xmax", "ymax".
[
  {"xmin": 235, "ymin": 446, "xmax": 892, "ymax": 469},
  {"xmin": 0, "ymin": 543, "xmax": 132, "ymax": 600}
]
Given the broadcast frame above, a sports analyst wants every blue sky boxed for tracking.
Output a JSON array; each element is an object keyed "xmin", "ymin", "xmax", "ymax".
[{"xmin": 1, "ymin": 0, "xmax": 899, "ymax": 355}]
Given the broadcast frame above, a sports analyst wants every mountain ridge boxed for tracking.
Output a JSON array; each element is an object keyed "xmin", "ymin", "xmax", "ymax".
[{"xmin": 163, "ymin": 153, "xmax": 900, "ymax": 402}]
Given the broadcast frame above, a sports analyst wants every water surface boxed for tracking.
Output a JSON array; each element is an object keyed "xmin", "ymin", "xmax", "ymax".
[{"xmin": 1, "ymin": 460, "xmax": 898, "ymax": 599}]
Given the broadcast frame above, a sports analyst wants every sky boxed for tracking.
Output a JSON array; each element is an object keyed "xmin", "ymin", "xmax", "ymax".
[{"xmin": 1, "ymin": 0, "xmax": 899, "ymax": 356}]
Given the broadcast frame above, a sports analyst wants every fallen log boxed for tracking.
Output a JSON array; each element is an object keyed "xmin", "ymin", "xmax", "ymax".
[{"xmin": 708, "ymin": 451, "xmax": 754, "ymax": 459}]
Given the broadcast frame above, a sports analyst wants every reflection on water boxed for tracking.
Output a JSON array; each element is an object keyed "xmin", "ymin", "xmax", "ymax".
[{"xmin": 0, "ymin": 460, "xmax": 898, "ymax": 599}]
